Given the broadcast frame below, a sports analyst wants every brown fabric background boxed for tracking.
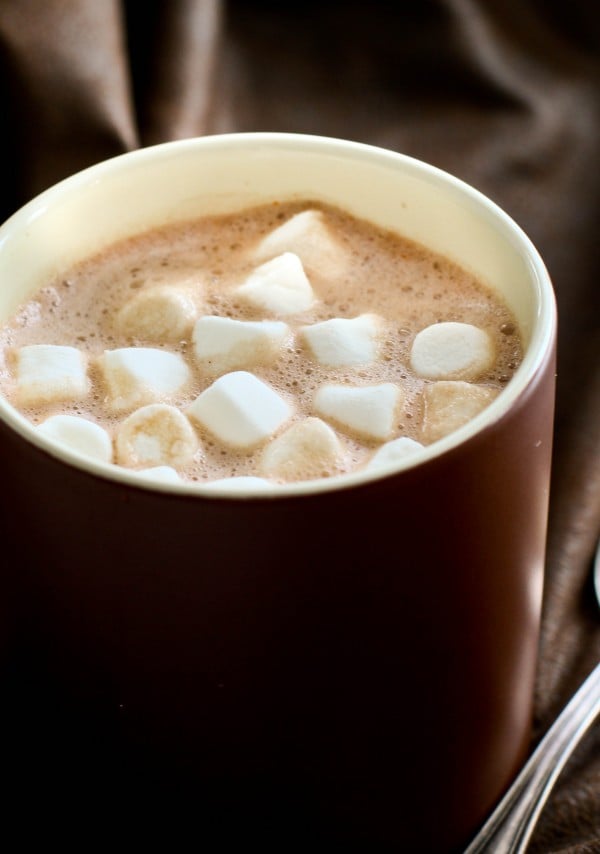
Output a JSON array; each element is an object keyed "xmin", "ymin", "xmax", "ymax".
[{"xmin": 0, "ymin": 1, "xmax": 598, "ymax": 850}]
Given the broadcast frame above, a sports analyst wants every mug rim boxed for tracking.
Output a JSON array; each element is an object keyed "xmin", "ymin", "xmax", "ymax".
[{"xmin": 0, "ymin": 132, "xmax": 556, "ymax": 498}]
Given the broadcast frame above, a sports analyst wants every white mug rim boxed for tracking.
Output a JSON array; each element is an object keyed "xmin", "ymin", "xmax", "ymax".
[{"xmin": 0, "ymin": 132, "xmax": 556, "ymax": 498}]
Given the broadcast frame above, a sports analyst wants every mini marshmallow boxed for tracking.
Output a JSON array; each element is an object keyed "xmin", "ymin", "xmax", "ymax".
[
  {"xmin": 366, "ymin": 437, "xmax": 424, "ymax": 472},
  {"xmin": 261, "ymin": 417, "xmax": 345, "ymax": 482},
  {"xmin": 235, "ymin": 252, "xmax": 315, "ymax": 316},
  {"xmin": 314, "ymin": 383, "xmax": 403, "ymax": 441},
  {"xmin": 36, "ymin": 414, "xmax": 112, "ymax": 463},
  {"xmin": 100, "ymin": 347, "xmax": 191, "ymax": 411},
  {"xmin": 422, "ymin": 381, "xmax": 499, "ymax": 444},
  {"xmin": 116, "ymin": 403, "xmax": 198, "ymax": 468},
  {"xmin": 410, "ymin": 321, "xmax": 494, "ymax": 381},
  {"xmin": 116, "ymin": 286, "xmax": 198, "ymax": 341},
  {"xmin": 300, "ymin": 314, "xmax": 382, "ymax": 367},
  {"xmin": 192, "ymin": 316, "xmax": 289, "ymax": 373},
  {"xmin": 253, "ymin": 209, "xmax": 349, "ymax": 277},
  {"xmin": 15, "ymin": 344, "xmax": 89, "ymax": 406},
  {"xmin": 135, "ymin": 466, "xmax": 182, "ymax": 484},
  {"xmin": 187, "ymin": 371, "xmax": 293, "ymax": 448},
  {"xmin": 203, "ymin": 476, "xmax": 273, "ymax": 492}
]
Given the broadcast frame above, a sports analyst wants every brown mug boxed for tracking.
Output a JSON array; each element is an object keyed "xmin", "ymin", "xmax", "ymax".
[{"xmin": 0, "ymin": 134, "xmax": 556, "ymax": 851}]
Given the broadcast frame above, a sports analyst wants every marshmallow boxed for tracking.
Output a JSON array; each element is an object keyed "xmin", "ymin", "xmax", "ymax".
[
  {"xmin": 300, "ymin": 314, "xmax": 382, "ymax": 367},
  {"xmin": 366, "ymin": 437, "xmax": 424, "ymax": 472},
  {"xmin": 314, "ymin": 383, "xmax": 403, "ymax": 441},
  {"xmin": 187, "ymin": 371, "xmax": 293, "ymax": 448},
  {"xmin": 36, "ymin": 414, "xmax": 113, "ymax": 463},
  {"xmin": 236, "ymin": 253, "xmax": 315, "ymax": 316},
  {"xmin": 15, "ymin": 344, "xmax": 89, "ymax": 406},
  {"xmin": 135, "ymin": 466, "xmax": 183, "ymax": 484},
  {"xmin": 116, "ymin": 286, "xmax": 198, "ymax": 341},
  {"xmin": 192, "ymin": 316, "xmax": 289, "ymax": 373},
  {"xmin": 253, "ymin": 209, "xmax": 349, "ymax": 277},
  {"xmin": 116, "ymin": 403, "xmax": 198, "ymax": 468},
  {"xmin": 422, "ymin": 381, "xmax": 499, "ymax": 443},
  {"xmin": 100, "ymin": 347, "xmax": 191, "ymax": 411},
  {"xmin": 261, "ymin": 417, "xmax": 345, "ymax": 482},
  {"xmin": 410, "ymin": 322, "xmax": 494, "ymax": 381},
  {"xmin": 203, "ymin": 476, "xmax": 273, "ymax": 492}
]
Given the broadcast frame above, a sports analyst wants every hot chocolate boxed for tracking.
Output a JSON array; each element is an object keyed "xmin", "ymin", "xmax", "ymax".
[{"xmin": 0, "ymin": 200, "xmax": 522, "ymax": 485}]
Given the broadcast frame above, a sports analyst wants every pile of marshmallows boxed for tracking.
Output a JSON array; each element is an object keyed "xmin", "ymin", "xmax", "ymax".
[{"xmin": 11, "ymin": 210, "xmax": 498, "ymax": 489}]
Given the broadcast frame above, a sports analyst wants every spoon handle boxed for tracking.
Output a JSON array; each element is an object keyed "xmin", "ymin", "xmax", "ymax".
[{"xmin": 464, "ymin": 661, "xmax": 600, "ymax": 854}]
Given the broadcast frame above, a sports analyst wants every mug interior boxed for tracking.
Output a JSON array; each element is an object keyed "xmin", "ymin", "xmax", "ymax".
[{"xmin": 0, "ymin": 133, "xmax": 555, "ymax": 495}]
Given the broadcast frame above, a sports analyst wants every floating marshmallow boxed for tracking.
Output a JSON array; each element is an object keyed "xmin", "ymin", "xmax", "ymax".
[
  {"xmin": 314, "ymin": 383, "xmax": 403, "ymax": 441},
  {"xmin": 100, "ymin": 347, "xmax": 191, "ymax": 411},
  {"xmin": 235, "ymin": 252, "xmax": 315, "ymax": 316},
  {"xmin": 188, "ymin": 371, "xmax": 293, "ymax": 448},
  {"xmin": 410, "ymin": 322, "xmax": 494, "ymax": 381},
  {"xmin": 15, "ymin": 344, "xmax": 89, "ymax": 406},
  {"xmin": 36, "ymin": 414, "xmax": 112, "ymax": 463},
  {"xmin": 134, "ymin": 466, "xmax": 182, "ymax": 484},
  {"xmin": 366, "ymin": 436, "xmax": 424, "ymax": 472},
  {"xmin": 300, "ymin": 314, "xmax": 382, "ymax": 367},
  {"xmin": 422, "ymin": 381, "xmax": 499, "ymax": 444},
  {"xmin": 261, "ymin": 417, "xmax": 345, "ymax": 482},
  {"xmin": 203, "ymin": 476, "xmax": 273, "ymax": 492},
  {"xmin": 253, "ymin": 209, "xmax": 349, "ymax": 277},
  {"xmin": 116, "ymin": 403, "xmax": 198, "ymax": 468},
  {"xmin": 192, "ymin": 316, "xmax": 289, "ymax": 373},
  {"xmin": 116, "ymin": 286, "xmax": 198, "ymax": 342}
]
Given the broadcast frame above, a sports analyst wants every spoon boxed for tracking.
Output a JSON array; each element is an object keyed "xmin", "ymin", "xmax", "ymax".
[{"xmin": 464, "ymin": 537, "xmax": 600, "ymax": 854}]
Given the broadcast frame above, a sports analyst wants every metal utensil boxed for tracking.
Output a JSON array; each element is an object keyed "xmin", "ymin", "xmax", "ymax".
[{"xmin": 464, "ymin": 537, "xmax": 600, "ymax": 853}]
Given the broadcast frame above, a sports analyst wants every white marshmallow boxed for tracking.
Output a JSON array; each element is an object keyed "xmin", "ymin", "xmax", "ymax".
[
  {"xmin": 116, "ymin": 403, "xmax": 198, "ymax": 468},
  {"xmin": 203, "ymin": 476, "xmax": 273, "ymax": 492},
  {"xmin": 314, "ymin": 383, "xmax": 403, "ymax": 441},
  {"xmin": 36, "ymin": 414, "xmax": 112, "ymax": 463},
  {"xmin": 100, "ymin": 347, "xmax": 191, "ymax": 411},
  {"xmin": 300, "ymin": 314, "xmax": 382, "ymax": 367},
  {"xmin": 187, "ymin": 371, "xmax": 293, "ymax": 448},
  {"xmin": 261, "ymin": 417, "xmax": 345, "ymax": 482},
  {"xmin": 135, "ymin": 466, "xmax": 182, "ymax": 484},
  {"xmin": 410, "ymin": 322, "xmax": 494, "ymax": 381},
  {"xmin": 422, "ymin": 381, "xmax": 499, "ymax": 443},
  {"xmin": 192, "ymin": 316, "xmax": 289, "ymax": 373},
  {"xmin": 235, "ymin": 253, "xmax": 315, "ymax": 316},
  {"xmin": 366, "ymin": 437, "xmax": 424, "ymax": 472},
  {"xmin": 116, "ymin": 286, "xmax": 198, "ymax": 341},
  {"xmin": 15, "ymin": 344, "xmax": 89, "ymax": 406},
  {"xmin": 253, "ymin": 209, "xmax": 349, "ymax": 277}
]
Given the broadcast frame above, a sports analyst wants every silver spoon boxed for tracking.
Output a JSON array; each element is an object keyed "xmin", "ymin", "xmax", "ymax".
[{"xmin": 464, "ymin": 537, "xmax": 600, "ymax": 854}]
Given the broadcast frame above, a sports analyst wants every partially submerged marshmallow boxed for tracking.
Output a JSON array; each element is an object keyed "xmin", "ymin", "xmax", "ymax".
[
  {"xmin": 188, "ymin": 371, "xmax": 293, "ymax": 448},
  {"xmin": 253, "ymin": 209, "xmax": 349, "ymax": 277},
  {"xmin": 202, "ymin": 476, "xmax": 273, "ymax": 492},
  {"xmin": 36, "ymin": 414, "xmax": 112, "ymax": 463},
  {"xmin": 410, "ymin": 322, "xmax": 494, "ymax": 381},
  {"xmin": 116, "ymin": 286, "xmax": 198, "ymax": 341},
  {"xmin": 261, "ymin": 417, "xmax": 345, "ymax": 482},
  {"xmin": 100, "ymin": 347, "xmax": 191, "ymax": 411},
  {"xmin": 236, "ymin": 253, "xmax": 315, "ymax": 316},
  {"xmin": 15, "ymin": 344, "xmax": 89, "ymax": 406},
  {"xmin": 422, "ymin": 380, "xmax": 499, "ymax": 443},
  {"xmin": 300, "ymin": 314, "xmax": 382, "ymax": 367},
  {"xmin": 192, "ymin": 315, "xmax": 289, "ymax": 373},
  {"xmin": 314, "ymin": 383, "xmax": 402, "ymax": 441},
  {"xmin": 366, "ymin": 436, "xmax": 424, "ymax": 471},
  {"xmin": 116, "ymin": 403, "xmax": 198, "ymax": 468},
  {"xmin": 135, "ymin": 465, "xmax": 183, "ymax": 484}
]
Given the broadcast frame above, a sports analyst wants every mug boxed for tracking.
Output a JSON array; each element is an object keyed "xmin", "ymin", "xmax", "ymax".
[{"xmin": 0, "ymin": 134, "xmax": 556, "ymax": 851}]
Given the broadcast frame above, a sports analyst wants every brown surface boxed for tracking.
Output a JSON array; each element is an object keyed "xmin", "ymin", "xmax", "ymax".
[{"xmin": 0, "ymin": 1, "xmax": 598, "ymax": 850}]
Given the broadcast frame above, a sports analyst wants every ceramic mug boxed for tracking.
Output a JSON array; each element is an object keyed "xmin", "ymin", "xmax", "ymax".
[{"xmin": 0, "ymin": 134, "xmax": 556, "ymax": 851}]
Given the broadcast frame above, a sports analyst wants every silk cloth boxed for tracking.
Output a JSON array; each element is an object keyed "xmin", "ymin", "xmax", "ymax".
[{"xmin": 0, "ymin": 1, "xmax": 598, "ymax": 850}]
